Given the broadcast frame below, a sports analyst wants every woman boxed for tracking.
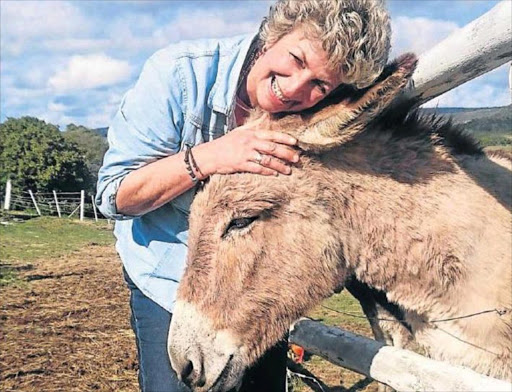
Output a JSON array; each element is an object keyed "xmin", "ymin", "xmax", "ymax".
[{"xmin": 96, "ymin": 0, "xmax": 391, "ymax": 390}]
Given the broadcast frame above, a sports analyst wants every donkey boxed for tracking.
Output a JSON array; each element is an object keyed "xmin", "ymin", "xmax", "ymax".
[{"xmin": 168, "ymin": 54, "xmax": 512, "ymax": 391}]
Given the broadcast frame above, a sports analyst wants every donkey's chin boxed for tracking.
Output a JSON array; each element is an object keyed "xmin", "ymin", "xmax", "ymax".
[
  {"xmin": 168, "ymin": 300, "xmax": 249, "ymax": 391},
  {"xmin": 201, "ymin": 354, "xmax": 246, "ymax": 392}
]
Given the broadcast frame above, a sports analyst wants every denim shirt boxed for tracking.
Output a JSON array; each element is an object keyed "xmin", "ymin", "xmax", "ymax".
[{"xmin": 96, "ymin": 33, "xmax": 257, "ymax": 313}]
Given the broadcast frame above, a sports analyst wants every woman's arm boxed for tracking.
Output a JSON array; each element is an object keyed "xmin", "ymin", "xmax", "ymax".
[{"xmin": 115, "ymin": 117, "xmax": 299, "ymax": 216}]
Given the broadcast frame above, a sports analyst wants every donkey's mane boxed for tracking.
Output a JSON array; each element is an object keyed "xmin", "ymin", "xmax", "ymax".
[{"xmin": 369, "ymin": 98, "xmax": 484, "ymax": 157}]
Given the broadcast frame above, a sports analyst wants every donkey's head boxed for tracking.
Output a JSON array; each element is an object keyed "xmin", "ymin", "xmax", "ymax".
[{"xmin": 168, "ymin": 54, "xmax": 417, "ymax": 391}]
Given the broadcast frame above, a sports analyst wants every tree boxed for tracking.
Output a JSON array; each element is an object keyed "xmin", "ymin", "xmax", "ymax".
[
  {"xmin": 63, "ymin": 123, "xmax": 109, "ymax": 186},
  {"xmin": 0, "ymin": 117, "xmax": 93, "ymax": 193}
]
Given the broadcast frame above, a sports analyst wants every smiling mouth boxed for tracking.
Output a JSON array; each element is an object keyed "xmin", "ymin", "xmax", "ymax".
[{"xmin": 271, "ymin": 75, "xmax": 292, "ymax": 104}]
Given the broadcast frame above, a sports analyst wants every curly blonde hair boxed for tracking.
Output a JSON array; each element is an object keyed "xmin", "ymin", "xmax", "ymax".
[{"xmin": 259, "ymin": 0, "xmax": 391, "ymax": 88}]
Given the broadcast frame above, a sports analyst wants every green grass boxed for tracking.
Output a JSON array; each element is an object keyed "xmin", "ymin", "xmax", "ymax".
[
  {"xmin": 309, "ymin": 291, "xmax": 370, "ymax": 331},
  {"xmin": 0, "ymin": 265, "xmax": 20, "ymax": 286},
  {"xmin": 0, "ymin": 216, "xmax": 114, "ymax": 286},
  {"xmin": 474, "ymin": 132, "xmax": 512, "ymax": 147},
  {"xmin": 485, "ymin": 145, "xmax": 512, "ymax": 152}
]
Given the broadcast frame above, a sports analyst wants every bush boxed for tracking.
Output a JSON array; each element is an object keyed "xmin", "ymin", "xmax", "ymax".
[{"xmin": 0, "ymin": 117, "xmax": 94, "ymax": 193}]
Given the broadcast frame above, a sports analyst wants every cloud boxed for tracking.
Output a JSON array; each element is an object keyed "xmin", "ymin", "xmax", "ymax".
[
  {"xmin": 1, "ymin": 86, "xmax": 50, "ymax": 109},
  {"xmin": 43, "ymin": 88, "xmax": 126, "ymax": 129},
  {"xmin": 154, "ymin": 8, "xmax": 260, "ymax": 42},
  {"xmin": 48, "ymin": 54, "xmax": 133, "ymax": 92},
  {"xmin": 15, "ymin": 88, "xmax": 123, "ymax": 130},
  {"xmin": 12, "ymin": 67, "xmax": 49, "ymax": 89},
  {"xmin": 47, "ymin": 101, "xmax": 68, "ymax": 113},
  {"xmin": 423, "ymin": 64, "xmax": 511, "ymax": 108},
  {"xmin": 41, "ymin": 38, "xmax": 112, "ymax": 54},
  {"xmin": 424, "ymin": 83, "xmax": 510, "ymax": 108},
  {"xmin": 391, "ymin": 16, "xmax": 459, "ymax": 57},
  {"xmin": 0, "ymin": 1, "xmax": 91, "ymax": 56}
]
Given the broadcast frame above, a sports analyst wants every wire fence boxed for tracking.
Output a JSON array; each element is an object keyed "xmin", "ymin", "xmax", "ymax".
[{"xmin": 3, "ymin": 180, "xmax": 103, "ymax": 221}]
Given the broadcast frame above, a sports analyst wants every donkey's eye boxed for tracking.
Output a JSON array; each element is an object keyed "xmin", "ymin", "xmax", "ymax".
[{"xmin": 224, "ymin": 216, "xmax": 259, "ymax": 236}]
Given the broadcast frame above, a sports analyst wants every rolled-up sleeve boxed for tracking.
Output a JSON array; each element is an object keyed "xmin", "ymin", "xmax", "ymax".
[{"xmin": 96, "ymin": 51, "xmax": 185, "ymax": 220}]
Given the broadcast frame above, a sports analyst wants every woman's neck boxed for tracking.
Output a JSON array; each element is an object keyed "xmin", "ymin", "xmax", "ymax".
[{"xmin": 235, "ymin": 77, "xmax": 253, "ymax": 126}]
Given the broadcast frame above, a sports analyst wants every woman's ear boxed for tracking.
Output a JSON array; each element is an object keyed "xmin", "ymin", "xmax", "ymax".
[{"xmin": 269, "ymin": 53, "xmax": 418, "ymax": 152}]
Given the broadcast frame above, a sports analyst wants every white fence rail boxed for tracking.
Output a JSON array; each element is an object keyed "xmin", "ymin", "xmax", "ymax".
[
  {"xmin": 289, "ymin": 320, "xmax": 512, "ymax": 392},
  {"xmin": 409, "ymin": 1, "xmax": 512, "ymax": 104}
]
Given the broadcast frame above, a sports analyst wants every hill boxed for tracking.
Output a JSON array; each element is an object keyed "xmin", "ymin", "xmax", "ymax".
[
  {"xmin": 421, "ymin": 105, "xmax": 511, "ymax": 134},
  {"xmin": 93, "ymin": 127, "xmax": 108, "ymax": 138}
]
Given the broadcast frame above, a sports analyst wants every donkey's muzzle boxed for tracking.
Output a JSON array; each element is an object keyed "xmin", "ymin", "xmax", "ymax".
[
  {"xmin": 168, "ymin": 300, "xmax": 246, "ymax": 391},
  {"xmin": 169, "ymin": 346, "xmax": 207, "ymax": 388}
]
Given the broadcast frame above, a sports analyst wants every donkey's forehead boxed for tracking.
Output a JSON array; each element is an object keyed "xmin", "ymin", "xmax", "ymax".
[{"xmin": 196, "ymin": 173, "xmax": 291, "ymax": 213}]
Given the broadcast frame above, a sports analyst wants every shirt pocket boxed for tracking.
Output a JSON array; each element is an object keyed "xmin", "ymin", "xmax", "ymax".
[{"xmin": 201, "ymin": 110, "xmax": 228, "ymax": 142}]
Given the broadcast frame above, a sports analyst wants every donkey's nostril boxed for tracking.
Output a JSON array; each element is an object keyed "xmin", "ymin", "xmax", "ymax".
[{"xmin": 180, "ymin": 360, "xmax": 194, "ymax": 382}]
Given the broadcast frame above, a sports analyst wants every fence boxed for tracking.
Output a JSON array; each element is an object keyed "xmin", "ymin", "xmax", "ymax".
[
  {"xmin": 290, "ymin": 2, "xmax": 512, "ymax": 391},
  {"xmin": 3, "ymin": 180, "xmax": 100, "ymax": 221},
  {"xmin": 289, "ymin": 320, "xmax": 511, "ymax": 392}
]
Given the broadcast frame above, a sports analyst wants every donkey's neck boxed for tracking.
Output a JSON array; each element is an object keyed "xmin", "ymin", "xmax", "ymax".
[{"xmin": 315, "ymin": 137, "xmax": 464, "ymax": 316}]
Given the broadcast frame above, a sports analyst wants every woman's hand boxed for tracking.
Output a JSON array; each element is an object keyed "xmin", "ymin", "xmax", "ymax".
[
  {"xmin": 115, "ymin": 117, "xmax": 299, "ymax": 216},
  {"xmin": 198, "ymin": 116, "xmax": 300, "ymax": 177}
]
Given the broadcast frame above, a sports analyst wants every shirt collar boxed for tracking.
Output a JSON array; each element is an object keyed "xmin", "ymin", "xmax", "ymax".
[{"xmin": 208, "ymin": 32, "xmax": 260, "ymax": 116}]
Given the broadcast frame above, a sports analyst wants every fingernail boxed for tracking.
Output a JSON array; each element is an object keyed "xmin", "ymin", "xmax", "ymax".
[{"xmin": 293, "ymin": 154, "xmax": 299, "ymax": 162}]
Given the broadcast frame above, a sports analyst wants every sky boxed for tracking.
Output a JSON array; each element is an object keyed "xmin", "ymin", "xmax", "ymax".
[{"xmin": 0, "ymin": 0, "xmax": 510, "ymax": 130}]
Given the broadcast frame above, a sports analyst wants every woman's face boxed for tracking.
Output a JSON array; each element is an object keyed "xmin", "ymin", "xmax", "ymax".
[{"xmin": 246, "ymin": 28, "xmax": 343, "ymax": 113}]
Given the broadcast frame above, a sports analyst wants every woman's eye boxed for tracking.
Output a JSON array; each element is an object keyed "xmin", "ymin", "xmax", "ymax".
[
  {"xmin": 224, "ymin": 216, "xmax": 259, "ymax": 236},
  {"xmin": 290, "ymin": 52, "xmax": 304, "ymax": 68}
]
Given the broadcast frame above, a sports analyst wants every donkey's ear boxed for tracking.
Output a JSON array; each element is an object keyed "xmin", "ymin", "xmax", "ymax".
[{"xmin": 272, "ymin": 53, "xmax": 418, "ymax": 152}]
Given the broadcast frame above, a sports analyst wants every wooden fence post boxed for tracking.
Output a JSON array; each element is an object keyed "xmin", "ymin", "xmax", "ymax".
[
  {"xmin": 80, "ymin": 190, "xmax": 85, "ymax": 221},
  {"xmin": 28, "ymin": 190, "xmax": 41, "ymax": 216},
  {"xmin": 53, "ymin": 190, "xmax": 61, "ymax": 218},
  {"xmin": 91, "ymin": 195, "xmax": 98, "ymax": 222},
  {"xmin": 3, "ymin": 180, "xmax": 11, "ymax": 210}
]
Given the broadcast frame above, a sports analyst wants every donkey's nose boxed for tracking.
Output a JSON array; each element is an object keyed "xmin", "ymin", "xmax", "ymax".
[
  {"xmin": 171, "ymin": 349, "xmax": 206, "ymax": 388},
  {"xmin": 180, "ymin": 360, "xmax": 193, "ymax": 382}
]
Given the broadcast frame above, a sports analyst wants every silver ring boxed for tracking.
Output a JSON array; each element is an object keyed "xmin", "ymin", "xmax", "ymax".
[{"xmin": 255, "ymin": 152, "xmax": 263, "ymax": 164}]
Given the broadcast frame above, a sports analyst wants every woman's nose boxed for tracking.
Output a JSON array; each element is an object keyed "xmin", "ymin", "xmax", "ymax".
[{"xmin": 282, "ymin": 72, "xmax": 311, "ymax": 100}]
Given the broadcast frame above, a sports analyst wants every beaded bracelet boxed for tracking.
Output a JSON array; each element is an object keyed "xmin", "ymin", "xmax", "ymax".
[{"xmin": 184, "ymin": 144, "xmax": 203, "ymax": 184}]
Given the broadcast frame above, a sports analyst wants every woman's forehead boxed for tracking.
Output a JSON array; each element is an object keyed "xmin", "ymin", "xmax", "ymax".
[
  {"xmin": 299, "ymin": 38, "xmax": 344, "ymax": 86},
  {"xmin": 276, "ymin": 28, "xmax": 343, "ymax": 85}
]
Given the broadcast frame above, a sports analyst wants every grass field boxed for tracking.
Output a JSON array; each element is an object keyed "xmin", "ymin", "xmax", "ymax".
[
  {"xmin": 0, "ymin": 216, "xmax": 113, "ymax": 259},
  {"xmin": 0, "ymin": 216, "xmax": 376, "ymax": 392},
  {"xmin": 0, "ymin": 216, "xmax": 114, "ymax": 286}
]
